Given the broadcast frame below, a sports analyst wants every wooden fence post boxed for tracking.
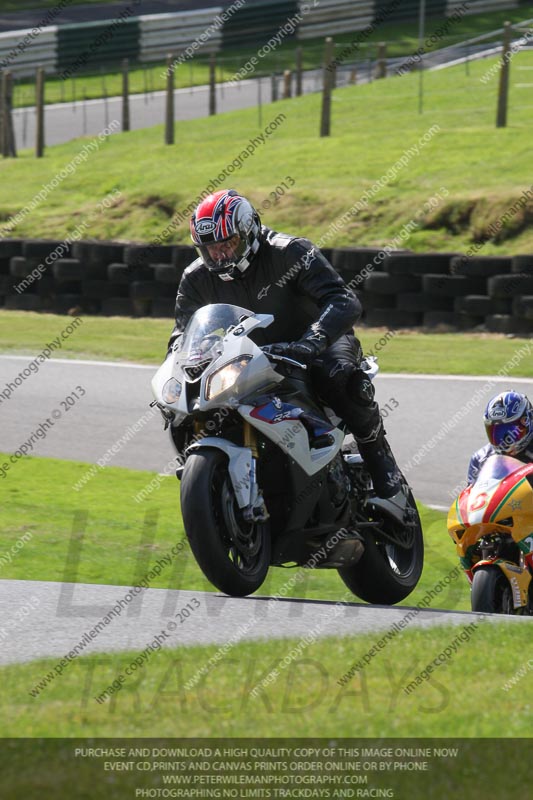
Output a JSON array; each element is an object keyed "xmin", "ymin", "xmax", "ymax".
[
  {"xmin": 122, "ymin": 58, "xmax": 130, "ymax": 132},
  {"xmin": 376, "ymin": 42, "xmax": 387, "ymax": 79},
  {"xmin": 271, "ymin": 73, "xmax": 278, "ymax": 102},
  {"xmin": 6, "ymin": 72, "xmax": 16, "ymax": 157},
  {"xmin": 35, "ymin": 66, "xmax": 45, "ymax": 158},
  {"xmin": 0, "ymin": 72, "xmax": 7, "ymax": 157},
  {"xmin": 165, "ymin": 53, "xmax": 174, "ymax": 145},
  {"xmin": 496, "ymin": 21, "xmax": 512, "ymax": 128},
  {"xmin": 295, "ymin": 46, "xmax": 303, "ymax": 96},
  {"xmin": 209, "ymin": 55, "xmax": 216, "ymax": 116},
  {"xmin": 283, "ymin": 69, "xmax": 291, "ymax": 98},
  {"xmin": 320, "ymin": 37, "xmax": 334, "ymax": 138}
]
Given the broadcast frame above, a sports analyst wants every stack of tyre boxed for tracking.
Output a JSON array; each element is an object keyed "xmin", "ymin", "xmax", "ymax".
[
  {"xmin": 326, "ymin": 248, "xmax": 533, "ymax": 334},
  {"xmin": 1, "ymin": 239, "xmax": 195, "ymax": 317},
  {"xmin": 101, "ymin": 243, "xmax": 193, "ymax": 317},
  {"xmin": 2, "ymin": 239, "xmax": 533, "ymax": 333}
]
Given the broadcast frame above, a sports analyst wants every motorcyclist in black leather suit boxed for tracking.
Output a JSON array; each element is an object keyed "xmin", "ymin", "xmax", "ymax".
[{"xmin": 167, "ymin": 190, "xmax": 406, "ymax": 540}]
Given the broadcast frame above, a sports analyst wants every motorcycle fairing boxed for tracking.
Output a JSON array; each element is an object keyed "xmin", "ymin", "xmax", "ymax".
[
  {"xmin": 483, "ymin": 465, "xmax": 533, "ymax": 524},
  {"xmin": 449, "ymin": 455, "xmax": 533, "ymax": 603},
  {"xmin": 251, "ymin": 400, "xmax": 334, "ymax": 438},
  {"xmin": 291, "ymin": 457, "xmax": 351, "ymax": 534},
  {"xmin": 471, "ymin": 558, "xmax": 531, "ymax": 609},
  {"xmin": 250, "ymin": 400, "xmax": 306, "ymax": 425},
  {"xmin": 456, "ymin": 457, "xmax": 533, "ymax": 528},
  {"xmin": 151, "ymin": 305, "xmax": 283, "ymax": 421},
  {"xmin": 450, "ymin": 456, "xmax": 533, "ymax": 557},
  {"xmin": 498, "ymin": 561, "xmax": 531, "ymax": 607},
  {"xmin": 240, "ymin": 403, "xmax": 344, "ymax": 476}
]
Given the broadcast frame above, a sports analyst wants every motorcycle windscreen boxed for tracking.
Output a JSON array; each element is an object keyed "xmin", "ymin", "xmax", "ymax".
[
  {"xmin": 177, "ymin": 303, "xmax": 253, "ymax": 364},
  {"xmin": 474, "ymin": 453, "xmax": 525, "ymax": 486}
]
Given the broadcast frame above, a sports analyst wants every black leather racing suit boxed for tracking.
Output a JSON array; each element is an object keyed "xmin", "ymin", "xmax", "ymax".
[{"xmin": 167, "ymin": 226, "xmax": 401, "ymax": 497}]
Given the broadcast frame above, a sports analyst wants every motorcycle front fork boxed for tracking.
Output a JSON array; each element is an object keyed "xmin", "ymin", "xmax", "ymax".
[{"xmin": 242, "ymin": 421, "xmax": 268, "ymax": 523}]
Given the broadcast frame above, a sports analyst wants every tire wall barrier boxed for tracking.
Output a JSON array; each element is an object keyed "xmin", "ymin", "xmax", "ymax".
[
  {"xmin": 2, "ymin": 238, "xmax": 533, "ymax": 333},
  {"xmin": 0, "ymin": 0, "xmax": 520, "ymax": 77}
]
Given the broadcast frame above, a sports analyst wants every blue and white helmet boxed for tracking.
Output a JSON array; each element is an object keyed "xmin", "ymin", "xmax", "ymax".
[{"xmin": 484, "ymin": 391, "xmax": 533, "ymax": 455}]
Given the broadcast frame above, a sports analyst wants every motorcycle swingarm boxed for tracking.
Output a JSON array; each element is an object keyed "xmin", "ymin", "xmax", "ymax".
[{"xmin": 353, "ymin": 510, "xmax": 415, "ymax": 550}]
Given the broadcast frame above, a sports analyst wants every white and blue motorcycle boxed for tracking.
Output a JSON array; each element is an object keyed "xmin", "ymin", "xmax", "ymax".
[{"xmin": 151, "ymin": 303, "xmax": 423, "ymax": 602}]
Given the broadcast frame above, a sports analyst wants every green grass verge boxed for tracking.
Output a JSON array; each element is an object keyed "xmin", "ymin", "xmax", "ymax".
[
  {"xmin": 0, "ymin": 310, "xmax": 172, "ymax": 364},
  {"xmin": 1, "ymin": 311, "xmax": 533, "ymax": 376},
  {"xmin": 0, "ymin": 419, "xmax": 526, "ymax": 743},
  {"xmin": 0, "ymin": 452, "xmax": 479, "ymax": 741},
  {"xmin": 0, "ymin": 457, "xmax": 529, "ymax": 743},
  {"xmin": 4, "ymin": 50, "xmax": 533, "ymax": 254},
  {"xmin": 0, "ymin": 452, "xmax": 465, "ymax": 609},
  {"xmin": 4, "ymin": 622, "xmax": 531, "ymax": 738}
]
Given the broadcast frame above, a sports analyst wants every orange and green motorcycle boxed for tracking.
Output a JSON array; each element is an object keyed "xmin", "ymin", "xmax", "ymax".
[{"xmin": 448, "ymin": 453, "xmax": 533, "ymax": 614}]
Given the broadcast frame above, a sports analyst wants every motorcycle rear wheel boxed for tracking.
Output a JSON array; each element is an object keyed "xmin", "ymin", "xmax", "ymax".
[
  {"xmin": 471, "ymin": 567, "xmax": 514, "ymax": 614},
  {"xmin": 180, "ymin": 448, "xmax": 271, "ymax": 597},
  {"xmin": 338, "ymin": 490, "xmax": 424, "ymax": 604}
]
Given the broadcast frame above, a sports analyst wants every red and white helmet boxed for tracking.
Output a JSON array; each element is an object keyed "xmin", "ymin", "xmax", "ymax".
[{"xmin": 190, "ymin": 189, "xmax": 261, "ymax": 279}]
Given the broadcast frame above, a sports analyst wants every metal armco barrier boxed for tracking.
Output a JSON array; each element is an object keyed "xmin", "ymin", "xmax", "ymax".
[{"xmin": 0, "ymin": 0, "xmax": 520, "ymax": 77}]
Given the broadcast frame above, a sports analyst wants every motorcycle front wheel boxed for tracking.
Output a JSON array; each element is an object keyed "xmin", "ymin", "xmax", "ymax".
[
  {"xmin": 180, "ymin": 448, "xmax": 271, "ymax": 597},
  {"xmin": 471, "ymin": 566, "xmax": 514, "ymax": 614},
  {"xmin": 338, "ymin": 489, "xmax": 424, "ymax": 605}
]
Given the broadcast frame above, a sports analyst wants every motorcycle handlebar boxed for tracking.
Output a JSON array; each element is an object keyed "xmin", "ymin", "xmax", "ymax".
[{"xmin": 261, "ymin": 348, "xmax": 307, "ymax": 370}]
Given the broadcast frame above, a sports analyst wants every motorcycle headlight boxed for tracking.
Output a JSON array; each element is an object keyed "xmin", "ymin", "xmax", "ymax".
[
  {"xmin": 205, "ymin": 356, "xmax": 252, "ymax": 401},
  {"xmin": 162, "ymin": 378, "xmax": 182, "ymax": 403}
]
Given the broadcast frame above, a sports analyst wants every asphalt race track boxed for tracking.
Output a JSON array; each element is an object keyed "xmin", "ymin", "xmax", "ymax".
[
  {"xmin": 2, "ymin": 354, "xmax": 533, "ymax": 664},
  {"xmin": 2, "ymin": 354, "xmax": 533, "ymax": 509},
  {"xmin": 0, "ymin": 580, "xmax": 528, "ymax": 668},
  {"xmin": 12, "ymin": 73, "xmax": 327, "ymax": 149}
]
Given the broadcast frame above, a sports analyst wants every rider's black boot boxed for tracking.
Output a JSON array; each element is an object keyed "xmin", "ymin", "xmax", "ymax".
[{"xmin": 356, "ymin": 430, "xmax": 403, "ymax": 499}]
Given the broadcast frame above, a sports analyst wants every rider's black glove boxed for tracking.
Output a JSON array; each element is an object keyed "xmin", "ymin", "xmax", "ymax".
[{"xmin": 266, "ymin": 331, "xmax": 329, "ymax": 366}]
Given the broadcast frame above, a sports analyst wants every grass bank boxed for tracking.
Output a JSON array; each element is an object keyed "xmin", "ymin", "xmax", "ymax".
[
  {"xmin": 3, "ymin": 51, "xmax": 533, "ymax": 254},
  {"xmin": 1, "ymin": 311, "xmax": 532, "ymax": 376},
  {"xmin": 0, "ymin": 452, "xmax": 462, "ymax": 608},
  {"xmin": 1, "ymin": 438, "xmax": 528, "ymax": 746},
  {"xmin": 3, "ymin": 622, "xmax": 531, "ymax": 738}
]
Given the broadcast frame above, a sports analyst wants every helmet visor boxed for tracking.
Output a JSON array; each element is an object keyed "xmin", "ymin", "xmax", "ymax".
[
  {"xmin": 486, "ymin": 417, "xmax": 529, "ymax": 452},
  {"xmin": 195, "ymin": 234, "xmax": 247, "ymax": 273}
]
